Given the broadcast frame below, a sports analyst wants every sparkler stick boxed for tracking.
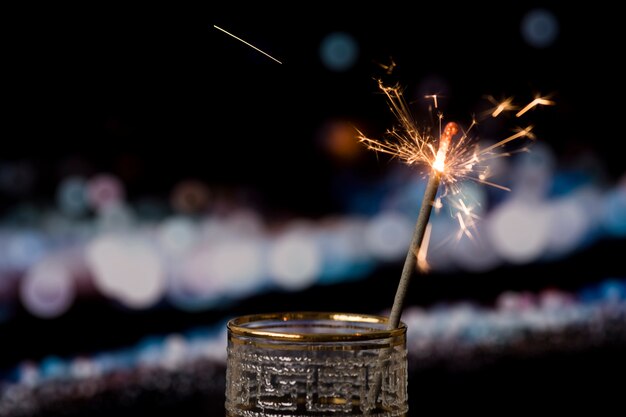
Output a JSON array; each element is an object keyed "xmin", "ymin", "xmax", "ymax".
[
  {"xmin": 367, "ymin": 158, "xmax": 451, "ymax": 408},
  {"xmin": 387, "ymin": 121, "xmax": 458, "ymax": 328}
]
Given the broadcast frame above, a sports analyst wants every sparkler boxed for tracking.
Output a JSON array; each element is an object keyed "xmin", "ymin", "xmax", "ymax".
[{"xmin": 358, "ymin": 80, "xmax": 553, "ymax": 329}]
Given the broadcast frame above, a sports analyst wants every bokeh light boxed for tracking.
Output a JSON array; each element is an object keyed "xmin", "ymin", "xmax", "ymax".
[
  {"xmin": 452, "ymin": 225, "xmax": 501, "ymax": 272},
  {"xmin": 365, "ymin": 211, "xmax": 413, "ymax": 261},
  {"xmin": 318, "ymin": 219, "xmax": 372, "ymax": 284},
  {"xmin": 521, "ymin": 8, "xmax": 559, "ymax": 48},
  {"xmin": 317, "ymin": 120, "xmax": 362, "ymax": 163},
  {"xmin": 546, "ymin": 195, "xmax": 590, "ymax": 257},
  {"xmin": 170, "ymin": 180, "xmax": 211, "ymax": 214},
  {"xmin": 319, "ymin": 32, "xmax": 359, "ymax": 72},
  {"xmin": 56, "ymin": 176, "xmax": 89, "ymax": 217},
  {"xmin": 87, "ymin": 174, "xmax": 125, "ymax": 212},
  {"xmin": 158, "ymin": 216, "xmax": 199, "ymax": 257},
  {"xmin": 487, "ymin": 200, "xmax": 551, "ymax": 264},
  {"xmin": 6, "ymin": 231, "xmax": 46, "ymax": 270},
  {"xmin": 207, "ymin": 238, "xmax": 265, "ymax": 297},
  {"xmin": 86, "ymin": 234, "xmax": 166, "ymax": 309},
  {"xmin": 20, "ymin": 257, "xmax": 75, "ymax": 319},
  {"xmin": 603, "ymin": 187, "xmax": 626, "ymax": 237},
  {"xmin": 268, "ymin": 226, "xmax": 321, "ymax": 290}
]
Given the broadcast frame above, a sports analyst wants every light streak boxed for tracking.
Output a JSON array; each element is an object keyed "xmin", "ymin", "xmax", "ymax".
[{"xmin": 214, "ymin": 25, "xmax": 283, "ymax": 64}]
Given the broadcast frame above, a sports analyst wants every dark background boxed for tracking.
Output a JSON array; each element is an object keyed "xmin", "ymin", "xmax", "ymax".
[
  {"xmin": 2, "ymin": 2, "xmax": 626, "ymax": 415},
  {"xmin": 5, "ymin": 3, "xmax": 624, "ymax": 204}
]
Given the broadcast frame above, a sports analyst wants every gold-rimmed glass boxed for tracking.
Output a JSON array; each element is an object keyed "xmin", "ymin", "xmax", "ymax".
[{"xmin": 225, "ymin": 311, "xmax": 408, "ymax": 416}]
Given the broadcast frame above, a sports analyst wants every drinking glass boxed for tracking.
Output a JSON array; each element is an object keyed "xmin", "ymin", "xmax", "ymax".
[{"xmin": 225, "ymin": 311, "xmax": 408, "ymax": 416}]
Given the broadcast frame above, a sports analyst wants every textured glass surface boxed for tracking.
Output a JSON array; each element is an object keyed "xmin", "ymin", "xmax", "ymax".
[{"xmin": 225, "ymin": 312, "xmax": 408, "ymax": 416}]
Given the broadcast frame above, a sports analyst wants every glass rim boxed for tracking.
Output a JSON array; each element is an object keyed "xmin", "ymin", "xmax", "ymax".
[{"xmin": 227, "ymin": 311, "xmax": 406, "ymax": 342}]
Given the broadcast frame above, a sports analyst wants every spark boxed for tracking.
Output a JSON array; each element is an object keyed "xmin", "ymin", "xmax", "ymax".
[
  {"xmin": 451, "ymin": 199, "xmax": 479, "ymax": 241},
  {"xmin": 416, "ymin": 223, "xmax": 432, "ymax": 272},
  {"xmin": 458, "ymin": 199, "xmax": 472, "ymax": 216},
  {"xmin": 479, "ymin": 126, "xmax": 535, "ymax": 154},
  {"xmin": 456, "ymin": 212, "xmax": 474, "ymax": 241},
  {"xmin": 433, "ymin": 198, "xmax": 443, "ymax": 212},
  {"xmin": 376, "ymin": 57, "xmax": 397, "ymax": 75},
  {"xmin": 485, "ymin": 96, "xmax": 516, "ymax": 117},
  {"xmin": 213, "ymin": 25, "xmax": 283, "ymax": 64},
  {"xmin": 516, "ymin": 96, "xmax": 555, "ymax": 117},
  {"xmin": 425, "ymin": 94, "xmax": 439, "ymax": 109}
]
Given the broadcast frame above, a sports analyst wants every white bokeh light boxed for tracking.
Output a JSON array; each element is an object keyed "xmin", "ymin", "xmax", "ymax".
[
  {"xmin": 546, "ymin": 196, "xmax": 590, "ymax": 256},
  {"xmin": 176, "ymin": 243, "xmax": 220, "ymax": 299},
  {"xmin": 268, "ymin": 228, "xmax": 321, "ymax": 290},
  {"xmin": 452, "ymin": 225, "xmax": 501, "ymax": 272},
  {"xmin": 487, "ymin": 200, "xmax": 551, "ymax": 264},
  {"xmin": 86, "ymin": 234, "xmax": 166, "ymax": 309},
  {"xmin": 222, "ymin": 210, "xmax": 265, "ymax": 238},
  {"xmin": 208, "ymin": 239, "xmax": 265, "ymax": 296}
]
